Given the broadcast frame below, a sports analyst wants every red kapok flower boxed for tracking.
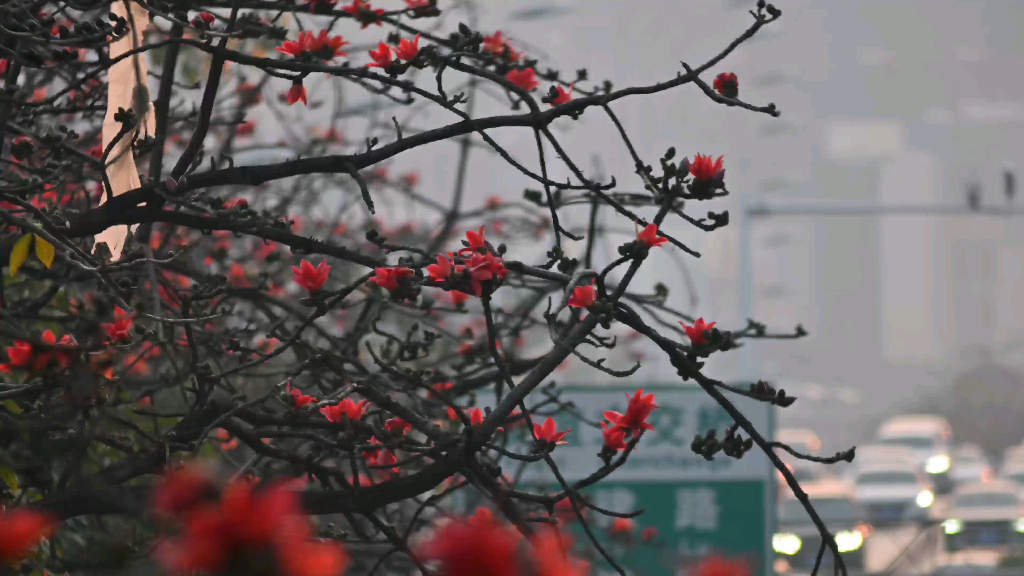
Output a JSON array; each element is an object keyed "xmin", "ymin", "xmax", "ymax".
[
  {"xmin": 369, "ymin": 266, "xmax": 414, "ymax": 292},
  {"xmin": 0, "ymin": 507, "xmax": 59, "ymax": 562},
  {"xmin": 286, "ymin": 383, "xmax": 317, "ymax": 408},
  {"xmin": 601, "ymin": 422, "xmax": 628, "ymax": 452},
  {"xmin": 713, "ymin": 72, "xmax": 739, "ymax": 98},
  {"xmin": 460, "ymin": 226, "xmax": 488, "ymax": 254},
  {"xmin": 687, "ymin": 154, "xmax": 724, "ymax": 182},
  {"xmin": 550, "ymin": 83, "xmax": 573, "ymax": 106},
  {"xmin": 342, "ymin": 0, "xmax": 385, "ymax": 29},
  {"xmin": 277, "ymin": 31, "xmax": 318, "ymax": 58},
  {"xmin": 426, "ymin": 254, "xmax": 457, "ymax": 282},
  {"xmin": 286, "ymin": 81, "xmax": 307, "ymax": 106},
  {"xmin": 101, "ymin": 306, "xmax": 134, "ymax": 343},
  {"xmin": 292, "ymin": 259, "xmax": 331, "ymax": 293},
  {"xmin": 195, "ymin": 12, "xmax": 216, "ymax": 26},
  {"xmin": 385, "ymin": 417, "xmax": 412, "ymax": 435},
  {"xmin": 604, "ymin": 389, "xmax": 659, "ymax": 435},
  {"xmin": 0, "ymin": 340, "xmax": 34, "ymax": 372},
  {"xmin": 320, "ymin": 397, "xmax": 369, "ymax": 422},
  {"xmin": 405, "ymin": 0, "xmax": 431, "ymax": 7},
  {"xmin": 152, "ymin": 477, "xmax": 350, "ymax": 576},
  {"xmin": 366, "ymin": 42, "xmax": 394, "ymax": 68},
  {"xmin": 530, "ymin": 527, "xmax": 589, "ymax": 576},
  {"xmin": 394, "ymin": 34, "xmax": 420, "ymax": 61},
  {"xmin": 567, "ymin": 284, "xmax": 597, "ymax": 309},
  {"xmin": 533, "ymin": 417, "xmax": 570, "ymax": 446},
  {"xmin": 609, "ymin": 518, "xmax": 635, "ymax": 536},
  {"xmin": 641, "ymin": 526, "xmax": 659, "ymax": 542},
  {"xmin": 681, "ymin": 317, "xmax": 716, "ymax": 346},
  {"xmin": 505, "ymin": 68, "xmax": 539, "ymax": 91},
  {"xmin": 227, "ymin": 263, "xmax": 250, "ymax": 288},
  {"xmin": 693, "ymin": 555, "xmax": 752, "ymax": 576},
  {"xmin": 416, "ymin": 515, "xmax": 521, "ymax": 576},
  {"xmin": 482, "ymin": 31, "xmax": 521, "ymax": 60},
  {"xmin": 637, "ymin": 223, "xmax": 668, "ymax": 248}
]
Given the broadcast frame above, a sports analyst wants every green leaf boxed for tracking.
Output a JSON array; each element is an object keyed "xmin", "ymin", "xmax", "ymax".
[
  {"xmin": 1, "ymin": 399, "xmax": 21, "ymax": 414},
  {"xmin": 0, "ymin": 464, "xmax": 19, "ymax": 493},
  {"xmin": 9, "ymin": 233, "xmax": 33, "ymax": 276},
  {"xmin": 33, "ymin": 235, "xmax": 55, "ymax": 269}
]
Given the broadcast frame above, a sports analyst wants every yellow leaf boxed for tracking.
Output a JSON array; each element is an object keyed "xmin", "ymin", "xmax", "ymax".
[
  {"xmin": 0, "ymin": 464, "xmax": 18, "ymax": 493},
  {"xmin": 33, "ymin": 235, "xmax": 55, "ymax": 269},
  {"xmin": 9, "ymin": 234, "xmax": 33, "ymax": 277},
  {"xmin": 1, "ymin": 399, "xmax": 21, "ymax": 414}
]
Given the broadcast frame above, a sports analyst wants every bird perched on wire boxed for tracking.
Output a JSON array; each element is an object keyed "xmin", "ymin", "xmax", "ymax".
[{"xmin": 967, "ymin": 183, "xmax": 981, "ymax": 211}]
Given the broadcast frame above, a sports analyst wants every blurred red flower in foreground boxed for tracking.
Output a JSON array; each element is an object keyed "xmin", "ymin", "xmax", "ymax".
[
  {"xmin": 0, "ymin": 507, "xmax": 58, "ymax": 563},
  {"xmin": 692, "ymin": 555, "xmax": 752, "ymax": 576},
  {"xmin": 151, "ymin": 468, "xmax": 348, "ymax": 576}
]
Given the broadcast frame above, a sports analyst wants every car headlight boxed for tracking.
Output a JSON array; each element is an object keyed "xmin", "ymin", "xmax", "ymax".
[
  {"xmin": 925, "ymin": 454, "xmax": 951, "ymax": 474},
  {"xmin": 916, "ymin": 489, "xmax": 935, "ymax": 508},
  {"xmin": 835, "ymin": 530, "xmax": 864, "ymax": 553},
  {"xmin": 943, "ymin": 518, "xmax": 964, "ymax": 535},
  {"xmin": 1015, "ymin": 518, "xmax": 1024, "ymax": 533},
  {"xmin": 773, "ymin": 533, "xmax": 802, "ymax": 555}
]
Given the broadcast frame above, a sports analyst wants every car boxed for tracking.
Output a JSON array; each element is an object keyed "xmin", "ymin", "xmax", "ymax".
[
  {"xmin": 938, "ymin": 480, "xmax": 1024, "ymax": 551},
  {"xmin": 876, "ymin": 414, "xmax": 955, "ymax": 493},
  {"xmin": 839, "ymin": 444, "xmax": 916, "ymax": 482},
  {"xmin": 773, "ymin": 480, "xmax": 870, "ymax": 575},
  {"xmin": 1000, "ymin": 459, "xmax": 1024, "ymax": 485},
  {"xmin": 1004, "ymin": 444, "xmax": 1024, "ymax": 467},
  {"xmin": 777, "ymin": 461, "xmax": 827, "ymax": 493},
  {"xmin": 853, "ymin": 461, "xmax": 936, "ymax": 526},
  {"xmin": 950, "ymin": 443, "xmax": 995, "ymax": 486},
  {"xmin": 778, "ymin": 428, "xmax": 823, "ymax": 456}
]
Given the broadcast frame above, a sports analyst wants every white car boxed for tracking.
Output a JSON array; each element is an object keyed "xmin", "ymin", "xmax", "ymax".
[
  {"xmin": 1000, "ymin": 459, "xmax": 1024, "ymax": 485},
  {"xmin": 950, "ymin": 443, "xmax": 994, "ymax": 486},
  {"xmin": 876, "ymin": 414, "xmax": 954, "ymax": 492},
  {"xmin": 854, "ymin": 462, "xmax": 936, "ymax": 525},
  {"xmin": 839, "ymin": 444, "xmax": 915, "ymax": 482},
  {"xmin": 774, "ymin": 480, "xmax": 869, "ymax": 575},
  {"xmin": 938, "ymin": 480, "xmax": 1024, "ymax": 551},
  {"xmin": 1003, "ymin": 444, "xmax": 1024, "ymax": 466}
]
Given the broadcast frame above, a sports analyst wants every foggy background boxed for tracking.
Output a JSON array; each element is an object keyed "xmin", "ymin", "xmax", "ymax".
[{"xmin": 430, "ymin": 0, "xmax": 1024, "ymax": 457}]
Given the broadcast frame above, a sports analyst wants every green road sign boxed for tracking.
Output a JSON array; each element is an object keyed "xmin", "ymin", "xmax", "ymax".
[{"xmin": 498, "ymin": 384, "xmax": 776, "ymax": 576}]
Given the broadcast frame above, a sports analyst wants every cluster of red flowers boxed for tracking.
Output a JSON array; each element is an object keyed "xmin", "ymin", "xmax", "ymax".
[
  {"xmin": 600, "ymin": 389, "xmax": 659, "ymax": 453},
  {"xmin": 101, "ymin": 306, "xmax": 134, "ymax": 343},
  {"xmin": 424, "ymin": 226, "xmax": 508, "ymax": 298},
  {"xmin": 366, "ymin": 34, "xmax": 420, "ymax": 69},
  {"xmin": 150, "ymin": 464, "xmax": 348, "ymax": 576},
  {"xmin": 681, "ymin": 317, "xmax": 716, "ymax": 346},
  {"xmin": 0, "ymin": 329, "xmax": 76, "ymax": 373},
  {"xmin": 416, "ymin": 507, "xmax": 588, "ymax": 576},
  {"xmin": 320, "ymin": 396, "xmax": 369, "ymax": 423}
]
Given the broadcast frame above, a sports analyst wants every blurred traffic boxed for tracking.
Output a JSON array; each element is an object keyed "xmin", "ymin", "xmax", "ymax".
[{"xmin": 774, "ymin": 415, "xmax": 1024, "ymax": 574}]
